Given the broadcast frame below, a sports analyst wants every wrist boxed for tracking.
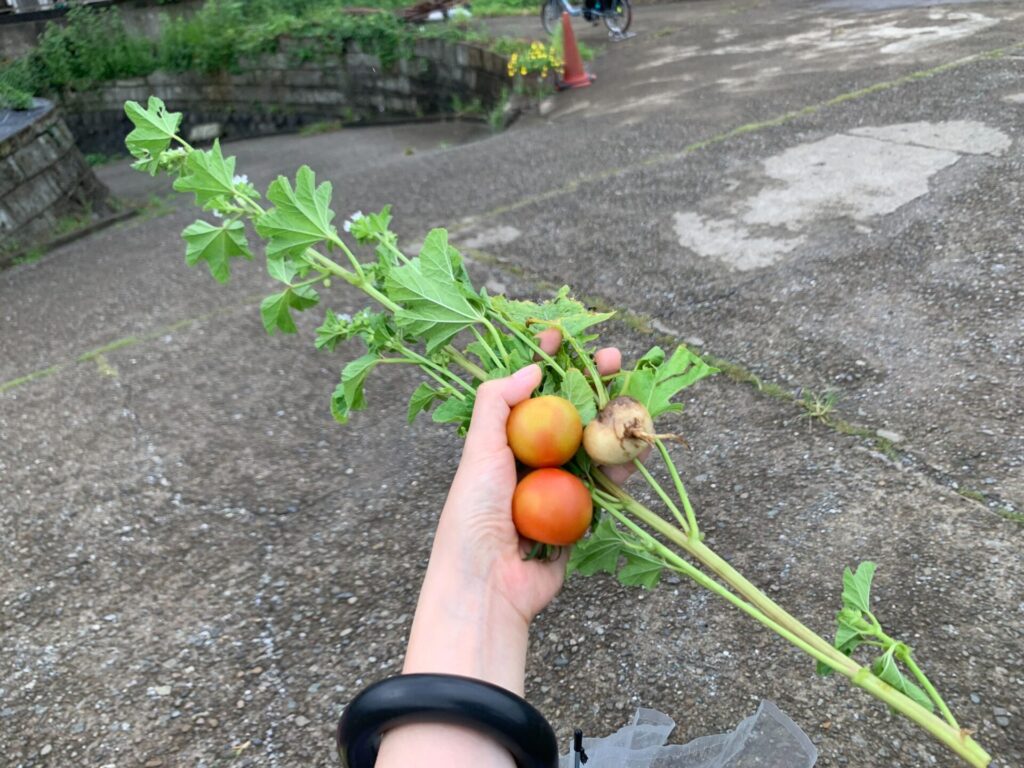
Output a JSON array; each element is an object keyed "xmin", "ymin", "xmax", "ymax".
[{"xmin": 401, "ymin": 556, "xmax": 530, "ymax": 694}]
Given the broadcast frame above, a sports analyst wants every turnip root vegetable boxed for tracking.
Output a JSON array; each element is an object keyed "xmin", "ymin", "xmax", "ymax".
[{"xmin": 582, "ymin": 396, "xmax": 655, "ymax": 465}]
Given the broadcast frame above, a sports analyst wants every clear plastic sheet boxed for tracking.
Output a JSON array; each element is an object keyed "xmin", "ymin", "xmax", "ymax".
[{"xmin": 559, "ymin": 701, "xmax": 818, "ymax": 768}]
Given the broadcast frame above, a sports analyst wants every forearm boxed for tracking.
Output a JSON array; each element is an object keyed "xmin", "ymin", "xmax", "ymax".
[{"xmin": 375, "ymin": 529, "xmax": 531, "ymax": 767}]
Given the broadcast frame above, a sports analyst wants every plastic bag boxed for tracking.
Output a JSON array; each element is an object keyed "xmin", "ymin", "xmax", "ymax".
[{"xmin": 559, "ymin": 700, "xmax": 817, "ymax": 768}]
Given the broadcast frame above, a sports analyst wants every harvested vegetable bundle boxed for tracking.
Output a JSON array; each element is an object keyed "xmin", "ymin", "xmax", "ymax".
[{"xmin": 123, "ymin": 97, "xmax": 992, "ymax": 767}]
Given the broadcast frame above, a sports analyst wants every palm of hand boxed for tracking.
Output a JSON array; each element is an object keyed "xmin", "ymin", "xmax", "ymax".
[{"xmin": 443, "ymin": 441, "xmax": 565, "ymax": 625}]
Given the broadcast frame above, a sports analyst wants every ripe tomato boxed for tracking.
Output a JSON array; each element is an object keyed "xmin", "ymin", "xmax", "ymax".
[
  {"xmin": 506, "ymin": 395, "xmax": 583, "ymax": 468},
  {"xmin": 512, "ymin": 468, "xmax": 593, "ymax": 546}
]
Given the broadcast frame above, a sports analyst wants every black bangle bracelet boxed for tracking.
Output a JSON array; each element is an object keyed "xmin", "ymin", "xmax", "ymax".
[{"xmin": 336, "ymin": 673, "xmax": 559, "ymax": 768}]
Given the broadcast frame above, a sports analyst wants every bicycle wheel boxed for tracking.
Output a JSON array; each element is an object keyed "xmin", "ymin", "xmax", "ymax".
[
  {"xmin": 541, "ymin": 0, "xmax": 561, "ymax": 35},
  {"xmin": 603, "ymin": 0, "xmax": 631, "ymax": 34}
]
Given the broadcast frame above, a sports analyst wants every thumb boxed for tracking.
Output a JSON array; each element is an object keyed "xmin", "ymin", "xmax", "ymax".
[{"xmin": 463, "ymin": 364, "xmax": 542, "ymax": 455}]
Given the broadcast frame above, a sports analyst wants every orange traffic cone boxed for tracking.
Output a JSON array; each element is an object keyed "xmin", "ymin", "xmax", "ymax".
[{"xmin": 558, "ymin": 12, "xmax": 593, "ymax": 90}]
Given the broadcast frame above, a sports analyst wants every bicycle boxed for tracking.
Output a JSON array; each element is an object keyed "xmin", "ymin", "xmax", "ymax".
[{"xmin": 541, "ymin": 0, "xmax": 632, "ymax": 37}]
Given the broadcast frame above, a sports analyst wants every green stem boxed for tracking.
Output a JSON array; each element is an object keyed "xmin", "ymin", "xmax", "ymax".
[
  {"xmin": 654, "ymin": 439, "xmax": 700, "ymax": 541},
  {"xmin": 565, "ymin": 333, "xmax": 609, "ymax": 407},
  {"xmin": 899, "ymin": 649, "xmax": 960, "ymax": 730},
  {"xmin": 288, "ymin": 274, "xmax": 327, "ymax": 291},
  {"xmin": 470, "ymin": 327, "xmax": 504, "ymax": 369},
  {"xmin": 172, "ymin": 135, "xmax": 195, "ymax": 152},
  {"xmin": 377, "ymin": 234, "xmax": 413, "ymax": 266},
  {"xmin": 591, "ymin": 471, "xmax": 990, "ymax": 768},
  {"xmin": 481, "ymin": 318, "xmax": 511, "ymax": 365},
  {"xmin": 491, "ymin": 315, "xmax": 567, "ymax": 378},
  {"xmin": 319, "ymin": 230, "xmax": 365, "ymax": 280},
  {"xmin": 447, "ymin": 348, "xmax": 489, "ymax": 381},
  {"xmin": 600, "ymin": 505, "xmax": 853, "ymax": 675},
  {"xmin": 631, "ymin": 459, "xmax": 689, "ymax": 533},
  {"xmin": 395, "ymin": 344, "xmax": 475, "ymax": 396},
  {"xmin": 424, "ymin": 371, "xmax": 466, "ymax": 401}
]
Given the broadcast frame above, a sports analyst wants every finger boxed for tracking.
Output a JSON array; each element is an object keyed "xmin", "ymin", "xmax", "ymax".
[
  {"xmin": 537, "ymin": 328, "xmax": 561, "ymax": 356},
  {"xmin": 600, "ymin": 445, "xmax": 651, "ymax": 484},
  {"xmin": 462, "ymin": 364, "xmax": 541, "ymax": 456},
  {"xmin": 594, "ymin": 347, "xmax": 621, "ymax": 376}
]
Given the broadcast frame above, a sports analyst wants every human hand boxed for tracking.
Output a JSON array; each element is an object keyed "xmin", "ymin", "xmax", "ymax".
[
  {"xmin": 435, "ymin": 329, "xmax": 623, "ymax": 625},
  {"xmin": 397, "ymin": 333, "xmax": 623, "ymax": 697}
]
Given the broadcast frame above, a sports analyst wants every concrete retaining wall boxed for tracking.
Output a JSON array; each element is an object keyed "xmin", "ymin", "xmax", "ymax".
[
  {"xmin": 0, "ymin": 99, "xmax": 110, "ymax": 255},
  {"xmin": 59, "ymin": 39, "xmax": 511, "ymax": 155},
  {"xmin": 0, "ymin": 0, "xmax": 206, "ymax": 61}
]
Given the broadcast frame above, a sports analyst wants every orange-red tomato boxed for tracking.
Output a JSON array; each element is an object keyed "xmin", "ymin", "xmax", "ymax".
[
  {"xmin": 506, "ymin": 395, "xmax": 583, "ymax": 468},
  {"xmin": 512, "ymin": 468, "xmax": 593, "ymax": 546}
]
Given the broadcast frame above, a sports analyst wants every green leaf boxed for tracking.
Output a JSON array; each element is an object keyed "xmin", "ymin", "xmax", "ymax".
[
  {"xmin": 407, "ymin": 382, "xmax": 443, "ymax": 423},
  {"xmin": 618, "ymin": 548, "xmax": 664, "ymax": 589},
  {"xmin": 331, "ymin": 381, "xmax": 352, "ymax": 424},
  {"xmin": 567, "ymin": 517, "xmax": 623, "ymax": 578},
  {"xmin": 491, "ymin": 286, "xmax": 613, "ymax": 338},
  {"xmin": 267, "ymin": 256, "xmax": 302, "ymax": 285},
  {"xmin": 835, "ymin": 620, "xmax": 864, "ymax": 655},
  {"xmin": 124, "ymin": 97, "xmax": 182, "ymax": 174},
  {"xmin": 181, "ymin": 219, "xmax": 252, "ymax": 283},
  {"xmin": 818, "ymin": 606, "xmax": 871, "ymax": 677},
  {"xmin": 315, "ymin": 309, "xmax": 352, "ymax": 351},
  {"xmin": 172, "ymin": 140, "xmax": 237, "ymax": 208},
  {"xmin": 260, "ymin": 284, "xmax": 319, "ymax": 334},
  {"xmin": 341, "ymin": 354, "xmax": 378, "ymax": 412},
  {"xmin": 255, "ymin": 165, "xmax": 338, "ymax": 260},
  {"xmin": 432, "ymin": 393, "xmax": 475, "ymax": 429},
  {"xmin": 872, "ymin": 651, "xmax": 934, "ymax": 712},
  {"xmin": 842, "ymin": 561, "xmax": 877, "ymax": 614},
  {"xmin": 349, "ymin": 206, "xmax": 393, "ymax": 245},
  {"xmin": 618, "ymin": 345, "xmax": 716, "ymax": 419},
  {"xmin": 635, "ymin": 346, "xmax": 666, "ymax": 369},
  {"xmin": 561, "ymin": 368, "xmax": 597, "ymax": 424},
  {"xmin": 386, "ymin": 229, "xmax": 485, "ymax": 352}
]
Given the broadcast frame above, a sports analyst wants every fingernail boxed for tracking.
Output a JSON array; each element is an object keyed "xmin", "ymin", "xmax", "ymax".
[{"xmin": 512, "ymin": 364, "xmax": 540, "ymax": 384}]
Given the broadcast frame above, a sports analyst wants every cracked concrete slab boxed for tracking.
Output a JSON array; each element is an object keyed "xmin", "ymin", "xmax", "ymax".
[
  {"xmin": 673, "ymin": 120, "xmax": 1011, "ymax": 270},
  {"xmin": 2, "ymin": 1, "xmax": 1023, "ymax": 767}
]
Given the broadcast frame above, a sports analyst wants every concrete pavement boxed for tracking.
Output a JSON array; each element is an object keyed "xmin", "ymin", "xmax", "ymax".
[{"xmin": 1, "ymin": 1, "xmax": 1022, "ymax": 766}]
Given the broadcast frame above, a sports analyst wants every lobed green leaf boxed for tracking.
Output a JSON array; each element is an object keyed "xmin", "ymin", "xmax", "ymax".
[
  {"xmin": 842, "ymin": 561, "xmax": 877, "ymax": 615},
  {"xmin": 407, "ymin": 382, "xmax": 443, "ymax": 423},
  {"xmin": 386, "ymin": 229, "xmax": 485, "ymax": 352},
  {"xmin": 173, "ymin": 140, "xmax": 238, "ymax": 209},
  {"xmin": 348, "ymin": 206, "xmax": 394, "ymax": 245},
  {"xmin": 567, "ymin": 517, "xmax": 623, "ymax": 578},
  {"xmin": 181, "ymin": 219, "xmax": 252, "ymax": 283},
  {"xmin": 255, "ymin": 165, "xmax": 338, "ymax": 260},
  {"xmin": 260, "ymin": 284, "xmax": 319, "ymax": 335},
  {"xmin": 561, "ymin": 368, "xmax": 597, "ymax": 425},
  {"xmin": 490, "ymin": 285, "xmax": 613, "ymax": 338},
  {"xmin": 617, "ymin": 345, "xmax": 717, "ymax": 419},
  {"xmin": 431, "ymin": 392, "xmax": 475, "ymax": 432},
  {"xmin": 341, "ymin": 354, "xmax": 378, "ymax": 412},
  {"xmin": 315, "ymin": 309, "xmax": 352, "ymax": 351},
  {"xmin": 124, "ymin": 97, "xmax": 182, "ymax": 175},
  {"xmin": 617, "ymin": 548, "xmax": 664, "ymax": 589}
]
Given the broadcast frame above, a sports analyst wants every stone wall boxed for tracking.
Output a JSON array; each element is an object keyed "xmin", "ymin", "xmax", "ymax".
[
  {"xmin": 59, "ymin": 39, "xmax": 511, "ymax": 155},
  {"xmin": 0, "ymin": 99, "xmax": 110, "ymax": 255},
  {"xmin": 0, "ymin": 0, "xmax": 205, "ymax": 61}
]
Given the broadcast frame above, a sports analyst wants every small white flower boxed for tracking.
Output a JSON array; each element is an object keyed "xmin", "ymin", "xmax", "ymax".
[
  {"xmin": 338, "ymin": 313, "xmax": 352, "ymax": 322},
  {"xmin": 211, "ymin": 209, "xmax": 224, "ymax": 219},
  {"xmin": 232, "ymin": 174, "xmax": 249, "ymax": 186},
  {"xmin": 342, "ymin": 211, "xmax": 365, "ymax": 233}
]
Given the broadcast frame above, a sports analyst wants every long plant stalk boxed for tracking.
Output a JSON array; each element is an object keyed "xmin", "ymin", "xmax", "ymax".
[{"xmin": 592, "ymin": 470, "xmax": 989, "ymax": 767}]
